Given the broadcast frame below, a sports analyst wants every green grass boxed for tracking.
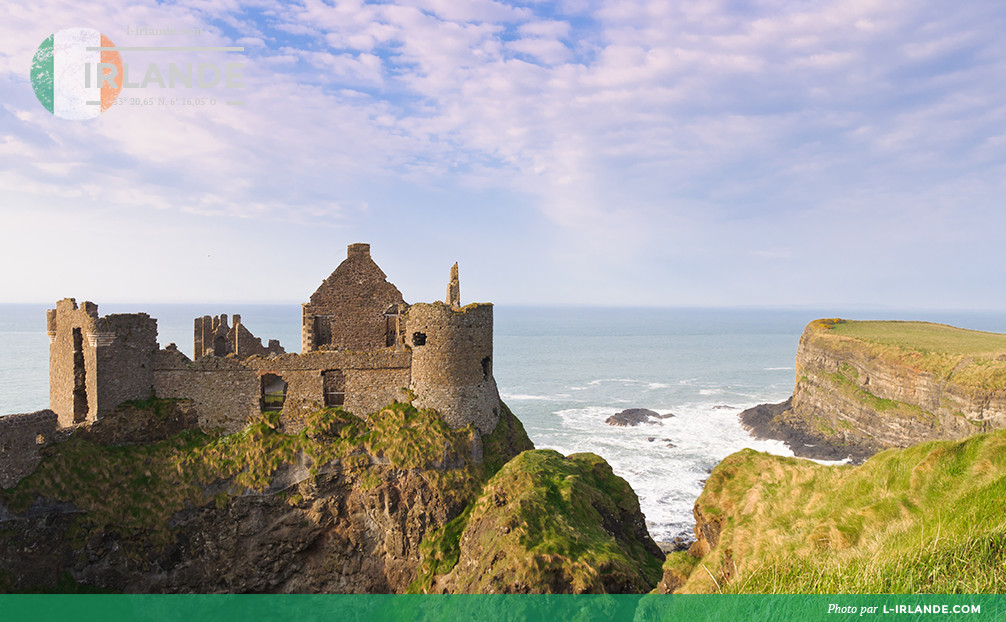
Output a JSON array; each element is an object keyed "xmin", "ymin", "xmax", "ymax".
[
  {"xmin": 809, "ymin": 320, "xmax": 1006, "ymax": 391},
  {"xmin": 829, "ymin": 320, "xmax": 1006, "ymax": 356},
  {"xmin": 672, "ymin": 429, "xmax": 1006, "ymax": 593}
]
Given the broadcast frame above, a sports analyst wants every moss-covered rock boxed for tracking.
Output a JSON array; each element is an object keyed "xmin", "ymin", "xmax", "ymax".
[{"xmin": 410, "ymin": 450, "xmax": 665, "ymax": 594}]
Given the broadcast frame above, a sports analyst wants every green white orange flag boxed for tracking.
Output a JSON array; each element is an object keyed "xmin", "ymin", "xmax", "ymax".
[{"xmin": 31, "ymin": 28, "xmax": 122, "ymax": 120}]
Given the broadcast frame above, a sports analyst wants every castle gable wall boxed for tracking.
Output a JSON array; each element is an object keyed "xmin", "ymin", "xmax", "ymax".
[{"xmin": 302, "ymin": 243, "xmax": 405, "ymax": 352}]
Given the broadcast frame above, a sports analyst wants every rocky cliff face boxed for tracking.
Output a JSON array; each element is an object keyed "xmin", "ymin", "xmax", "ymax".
[
  {"xmin": 0, "ymin": 400, "xmax": 661, "ymax": 594},
  {"xmin": 743, "ymin": 319, "xmax": 1006, "ymax": 461},
  {"xmin": 0, "ymin": 401, "xmax": 530, "ymax": 593}
]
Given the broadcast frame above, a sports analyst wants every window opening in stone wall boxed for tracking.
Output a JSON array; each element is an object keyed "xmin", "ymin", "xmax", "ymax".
[
  {"xmin": 412, "ymin": 332, "xmax": 426, "ymax": 346},
  {"xmin": 481, "ymin": 356, "xmax": 491, "ymax": 380},
  {"xmin": 261, "ymin": 374, "xmax": 288, "ymax": 412},
  {"xmin": 213, "ymin": 334, "xmax": 229, "ymax": 357},
  {"xmin": 385, "ymin": 316, "xmax": 397, "ymax": 347},
  {"xmin": 313, "ymin": 315, "xmax": 334, "ymax": 349},
  {"xmin": 323, "ymin": 369, "xmax": 346, "ymax": 407},
  {"xmin": 72, "ymin": 327, "xmax": 87, "ymax": 423},
  {"xmin": 35, "ymin": 433, "xmax": 45, "ymax": 445}
]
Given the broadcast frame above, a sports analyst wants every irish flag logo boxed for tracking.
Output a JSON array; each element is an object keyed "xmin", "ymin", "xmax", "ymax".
[{"xmin": 30, "ymin": 28, "xmax": 123, "ymax": 120}]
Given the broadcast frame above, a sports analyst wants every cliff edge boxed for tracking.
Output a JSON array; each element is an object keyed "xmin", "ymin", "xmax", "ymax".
[
  {"xmin": 659, "ymin": 430, "xmax": 1006, "ymax": 593},
  {"xmin": 742, "ymin": 319, "xmax": 1006, "ymax": 462}
]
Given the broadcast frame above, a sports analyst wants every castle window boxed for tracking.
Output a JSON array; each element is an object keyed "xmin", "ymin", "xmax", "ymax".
[
  {"xmin": 213, "ymin": 334, "xmax": 229, "ymax": 357},
  {"xmin": 412, "ymin": 332, "xmax": 427, "ymax": 346},
  {"xmin": 261, "ymin": 373, "xmax": 288, "ymax": 412},
  {"xmin": 481, "ymin": 356, "xmax": 491, "ymax": 380},
  {"xmin": 35, "ymin": 433, "xmax": 45, "ymax": 445},
  {"xmin": 72, "ymin": 327, "xmax": 88, "ymax": 423},
  {"xmin": 323, "ymin": 370, "xmax": 346, "ymax": 407}
]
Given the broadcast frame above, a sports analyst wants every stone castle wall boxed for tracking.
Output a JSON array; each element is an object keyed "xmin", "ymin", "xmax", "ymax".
[
  {"xmin": 407, "ymin": 302, "xmax": 500, "ymax": 434},
  {"xmin": 153, "ymin": 349, "xmax": 411, "ymax": 433},
  {"xmin": 0, "ymin": 410, "xmax": 61, "ymax": 489},
  {"xmin": 5, "ymin": 244, "xmax": 503, "ymax": 492},
  {"xmin": 47, "ymin": 299, "xmax": 157, "ymax": 427}
]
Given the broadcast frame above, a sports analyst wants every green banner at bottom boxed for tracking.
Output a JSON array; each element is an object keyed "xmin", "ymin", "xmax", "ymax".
[{"xmin": 0, "ymin": 594, "xmax": 1001, "ymax": 622}]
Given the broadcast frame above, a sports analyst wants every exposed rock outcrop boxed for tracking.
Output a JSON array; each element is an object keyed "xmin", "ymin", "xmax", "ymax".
[
  {"xmin": 605, "ymin": 409, "xmax": 673, "ymax": 427},
  {"xmin": 0, "ymin": 399, "xmax": 660, "ymax": 594},
  {"xmin": 0, "ymin": 401, "xmax": 532, "ymax": 593}
]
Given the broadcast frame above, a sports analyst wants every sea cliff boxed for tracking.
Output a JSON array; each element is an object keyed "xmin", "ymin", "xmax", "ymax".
[{"xmin": 743, "ymin": 319, "xmax": 1006, "ymax": 461}]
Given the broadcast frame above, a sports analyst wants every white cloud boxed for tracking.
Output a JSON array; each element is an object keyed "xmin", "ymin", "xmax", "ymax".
[{"xmin": 2, "ymin": 0, "xmax": 1006, "ymax": 306}]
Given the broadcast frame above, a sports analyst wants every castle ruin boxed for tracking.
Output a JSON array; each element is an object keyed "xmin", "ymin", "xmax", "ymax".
[{"xmin": 1, "ymin": 244, "xmax": 500, "ymax": 486}]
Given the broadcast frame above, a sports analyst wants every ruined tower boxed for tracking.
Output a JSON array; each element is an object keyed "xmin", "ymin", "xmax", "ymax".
[
  {"xmin": 47, "ymin": 299, "xmax": 158, "ymax": 427},
  {"xmin": 301, "ymin": 243, "xmax": 406, "ymax": 352},
  {"xmin": 193, "ymin": 314, "xmax": 284, "ymax": 359},
  {"xmin": 406, "ymin": 268, "xmax": 500, "ymax": 435}
]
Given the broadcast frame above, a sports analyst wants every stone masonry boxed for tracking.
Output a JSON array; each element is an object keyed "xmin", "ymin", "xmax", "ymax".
[
  {"xmin": 0, "ymin": 410, "xmax": 62, "ymax": 489},
  {"xmin": 23, "ymin": 243, "xmax": 499, "ymax": 446},
  {"xmin": 194, "ymin": 314, "xmax": 285, "ymax": 359},
  {"xmin": 47, "ymin": 299, "xmax": 158, "ymax": 428},
  {"xmin": 301, "ymin": 243, "xmax": 406, "ymax": 353}
]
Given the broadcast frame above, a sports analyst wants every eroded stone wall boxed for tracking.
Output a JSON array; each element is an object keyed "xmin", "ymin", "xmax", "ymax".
[
  {"xmin": 0, "ymin": 410, "xmax": 61, "ymax": 489},
  {"xmin": 194, "ymin": 314, "xmax": 285, "ymax": 359},
  {"xmin": 48, "ymin": 299, "xmax": 157, "ymax": 427}
]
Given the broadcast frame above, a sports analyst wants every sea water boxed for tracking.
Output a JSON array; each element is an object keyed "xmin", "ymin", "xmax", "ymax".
[{"xmin": 4, "ymin": 304, "xmax": 1006, "ymax": 542}]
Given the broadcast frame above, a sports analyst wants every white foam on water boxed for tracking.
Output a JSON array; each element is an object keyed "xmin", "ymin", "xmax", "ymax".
[
  {"xmin": 548, "ymin": 399, "xmax": 794, "ymax": 541},
  {"xmin": 499, "ymin": 393, "xmax": 576, "ymax": 402}
]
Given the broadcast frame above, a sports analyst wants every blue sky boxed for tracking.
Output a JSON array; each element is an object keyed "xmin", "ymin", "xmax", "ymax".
[{"xmin": 2, "ymin": 0, "xmax": 1005, "ymax": 308}]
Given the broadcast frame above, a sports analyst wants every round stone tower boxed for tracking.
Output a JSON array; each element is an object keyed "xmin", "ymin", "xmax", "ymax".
[{"xmin": 406, "ymin": 301, "xmax": 500, "ymax": 435}]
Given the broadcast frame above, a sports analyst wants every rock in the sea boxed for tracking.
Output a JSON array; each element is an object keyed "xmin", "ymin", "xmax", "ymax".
[{"xmin": 605, "ymin": 409, "xmax": 673, "ymax": 427}]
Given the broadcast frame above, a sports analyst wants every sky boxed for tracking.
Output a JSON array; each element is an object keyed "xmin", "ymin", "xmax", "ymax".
[{"xmin": 2, "ymin": 0, "xmax": 1005, "ymax": 308}]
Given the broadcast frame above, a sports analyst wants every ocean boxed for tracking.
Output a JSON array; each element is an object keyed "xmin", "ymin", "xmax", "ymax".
[{"xmin": 4, "ymin": 303, "xmax": 1006, "ymax": 542}]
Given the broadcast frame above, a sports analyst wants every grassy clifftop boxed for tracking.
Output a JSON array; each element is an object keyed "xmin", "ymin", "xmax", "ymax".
[
  {"xmin": 811, "ymin": 319, "xmax": 1006, "ymax": 391},
  {"xmin": 667, "ymin": 430, "xmax": 1006, "ymax": 593}
]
